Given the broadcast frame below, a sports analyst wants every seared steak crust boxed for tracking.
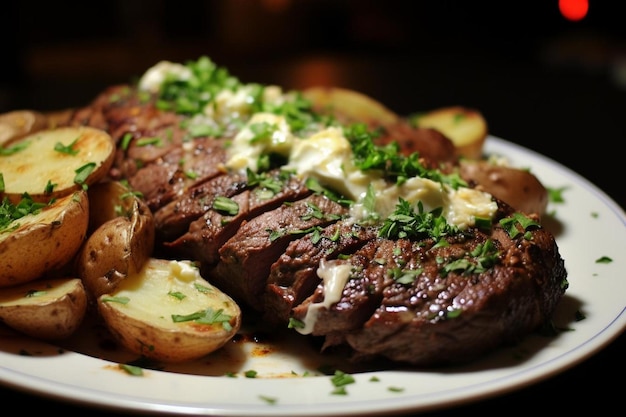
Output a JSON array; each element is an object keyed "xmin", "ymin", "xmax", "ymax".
[
  {"xmin": 292, "ymin": 218, "xmax": 567, "ymax": 366},
  {"xmin": 64, "ymin": 83, "xmax": 568, "ymax": 367}
]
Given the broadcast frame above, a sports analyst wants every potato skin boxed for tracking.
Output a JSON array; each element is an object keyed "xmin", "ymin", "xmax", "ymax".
[
  {"xmin": 75, "ymin": 190, "xmax": 155, "ymax": 300},
  {"xmin": 0, "ymin": 278, "xmax": 87, "ymax": 340},
  {"xmin": 459, "ymin": 160, "xmax": 549, "ymax": 216},
  {"xmin": 0, "ymin": 191, "xmax": 89, "ymax": 287}
]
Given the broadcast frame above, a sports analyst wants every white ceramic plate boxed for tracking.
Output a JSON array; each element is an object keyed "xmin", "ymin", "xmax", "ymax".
[{"xmin": 1, "ymin": 136, "xmax": 624, "ymax": 416}]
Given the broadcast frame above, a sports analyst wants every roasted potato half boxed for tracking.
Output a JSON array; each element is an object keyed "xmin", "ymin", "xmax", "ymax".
[
  {"xmin": 410, "ymin": 106, "xmax": 488, "ymax": 160},
  {"xmin": 98, "ymin": 258, "xmax": 242, "ymax": 362},
  {"xmin": 0, "ymin": 110, "xmax": 48, "ymax": 146},
  {"xmin": 75, "ymin": 182, "xmax": 155, "ymax": 300},
  {"xmin": 459, "ymin": 159, "xmax": 549, "ymax": 216},
  {"xmin": 0, "ymin": 277, "xmax": 87, "ymax": 340},
  {"xmin": 0, "ymin": 191, "xmax": 89, "ymax": 287},
  {"xmin": 0, "ymin": 126, "xmax": 115, "ymax": 203},
  {"xmin": 302, "ymin": 86, "xmax": 399, "ymax": 126}
]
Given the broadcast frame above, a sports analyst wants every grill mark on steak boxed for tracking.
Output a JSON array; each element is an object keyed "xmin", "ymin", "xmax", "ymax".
[
  {"xmin": 264, "ymin": 221, "xmax": 380, "ymax": 324},
  {"xmin": 209, "ymin": 193, "xmax": 349, "ymax": 311}
]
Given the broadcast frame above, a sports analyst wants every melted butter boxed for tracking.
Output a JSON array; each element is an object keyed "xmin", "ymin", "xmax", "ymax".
[
  {"xmin": 204, "ymin": 85, "xmax": 258, "ymax": 124},
  {"xmin": 225, "ymin": 112, "xmax": 294, "ymax": 172},
  {"xmin": 297, "ymin": 259, "xmax": 352, "ymax": 335},
  {"xmin": 286, "ymin": 126, "xmax": 371, "ymax": 200},
  {"xmin": 225, "ymin": 112, "xmax": 497, "ymax": 227},
  {"xmin": 445, "ymin": 187, "xmax": 498, "ymax": 229},
  {"xmin": 138, "ymin": 61, "xmax": 191, "ymax": 93},
  {"xmin": 168, "ymin": 260, "xmax": 200, "ymax": 282}
]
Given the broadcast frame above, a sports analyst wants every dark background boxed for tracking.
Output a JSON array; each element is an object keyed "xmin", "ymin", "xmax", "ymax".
[
  {"xmin": 1, "ymin": 1, "xmax": 624, "ymax": 415},
  {"xmin": 2, "ymin": 1, "xmax": 625, "ymax": 208}
]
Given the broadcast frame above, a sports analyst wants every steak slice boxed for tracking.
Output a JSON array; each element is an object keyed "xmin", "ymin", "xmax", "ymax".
[
  {"xmin": 264, "ymin": 221, "xmax": 379, "ymax": 324},
  {"xmin": 163, "ymin": 170, "xmax": 313, "ymax": 264},
  {"xmin": 210, "ymin": 193, "xmax": 349, "ymax": 311},
  {"xmin": 291, "ymin": 213, "xmax": 568, "ymax": 367},
  {"xmin": 154, "ymin": 171, "xmax": 248, "ymax": 242},
  {"xmin": 124, "ymin": 137, "xmax": 229, "ymax": 211}
]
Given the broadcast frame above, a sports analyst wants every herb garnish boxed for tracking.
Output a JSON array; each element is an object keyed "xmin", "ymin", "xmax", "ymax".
[
  {"xmin": 54, "ymin": 137, "xmax": 80, "ymax": 155},
  {"xmin": 0, "ymin": 193, "xmax": 47, "ymax": 234},
  {"xmin": 74, "ymin": 162, "xmax": 96, "ymax": 189},
  {"xmin": 171, "ymin": 308, "xmax": 233, "ymax": 331},
  {"xmin": 379, "ymin": 199, "xmax": 459, "ymax": 241},
  {"xmin": 212, "ymin": 196, "xmax": 239, "ymax": 216},
  {"xmin": 344, "ymin": 123, "xmax": 467, "ymax": 189},
  {"xmin": 499, "ymin": 212, "xmax": 540, "ymax": 239}
]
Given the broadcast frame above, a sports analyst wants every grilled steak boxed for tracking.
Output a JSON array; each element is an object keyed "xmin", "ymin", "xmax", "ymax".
[
  {"xmin": 291, "ymin": 204, "xmax": 566, "ymax": 366},
  {"xmin": 61, "ymin": 61, "xmax": 568, "ymax": 367},
  {"xmin": 210, "ymin": 193, "xmax": 348, "ymax": 311}
]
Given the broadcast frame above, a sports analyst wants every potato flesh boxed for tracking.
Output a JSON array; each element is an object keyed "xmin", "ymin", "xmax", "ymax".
[
  {"xmin": 105, "ymin": 260, "xmax": 239, "ymax": 330},
  {"xmin": 1, "ymin": 126, "xmax": 115, "ymax": 199},
  {"xmin": 0, "ymin": 110, "xmax": 48, "ymax": 146},
  {"xmin": 98, "ymin": 258, "xmax": 241, "ymax": 362}
]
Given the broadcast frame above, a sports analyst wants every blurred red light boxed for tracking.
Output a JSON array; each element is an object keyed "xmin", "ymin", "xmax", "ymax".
[{"xmin": 559, "ymin": 0, "xmax": 589, "ymax": 21}]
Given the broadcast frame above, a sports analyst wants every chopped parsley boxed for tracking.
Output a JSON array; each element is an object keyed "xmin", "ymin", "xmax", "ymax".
[
  {"xmin": 74, "ymin": 162, "xmax": 96, "ymax": 188},
  {"xmin": 330, "ymin": 370, "xmax": 355, "ymax": 395},
  {"xmin": 379, "ymin": 199, "xmax": 459, "ymax": 241},
  {"xmin": 344, "ymin": 123, "xmax": 467, "ymax": 189},
  {"xmin": 54, "ymin": 137, "xmax": 80, "ymax": 155},
  {"xmin": 595, "ymin": 256, "xmax": 612, "ymax": 264},
  {"xmin": 0, "ymin": 193, "xmax": 47, "ymax": 233},
  {"xmin": 171, "ymin": 308, "xmax": 233, "ymax": 331},
  {"xmin": 212, "ymin": 196, "xmax": 239, "ymax": 216},
  {"xmin": 499, "ymin": 212, "xmax": 540, "ymax": 239}
]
